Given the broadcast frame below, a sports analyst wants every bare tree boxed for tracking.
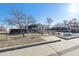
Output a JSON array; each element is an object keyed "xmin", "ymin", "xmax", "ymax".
[
  {"xmin": 22, "ymin": 15, "xmax": 36, "ymax": 30},
  {"xmin": 54, "ymin": 23, "xmax": 63, "ymax": 27},
  {"xmin": 46, "ymin": 17, "xmax": 53, "ymax": 34},
  {"xmin": 0, "ymin": 25, "xmax": 6, "ymax": 31},
  {"xmin": 72, "ymin": 18, "xmax": 78, "ymax": 26},
  {"xmin": 68, "ymin": 18, "xmax": 79, "ymax": 32},
  {"xmin": 5, "ymin": 10, "xmax": 25, "ymax": 29},
  {"xmin": 63, "ymin": 20, "xmax": 69, "ymax": 30},
  {"xmin": 5, "ymin": 9, "xmax": 36, "ymax": 37},
  {"xmin": 46, "ymin": 17, "xmax": 53, "ymax": 29},
  {"xmin": 63, "ymin": 20, "xmax": 68, "ymax": 27}
]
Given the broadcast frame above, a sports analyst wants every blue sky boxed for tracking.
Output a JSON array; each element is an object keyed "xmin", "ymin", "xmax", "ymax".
[{"xmin": 0, "ymin": 3, "xmax": 79, "ymax": 28}]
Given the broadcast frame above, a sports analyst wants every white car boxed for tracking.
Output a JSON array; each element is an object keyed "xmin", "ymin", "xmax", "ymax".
[{"xmin": 62, "ymin": 32, "xmax": 72, "ymax": 36}]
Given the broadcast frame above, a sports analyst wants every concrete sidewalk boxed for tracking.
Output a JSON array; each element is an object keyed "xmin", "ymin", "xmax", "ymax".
[
  {"xmin": 0, "ymin": 44, "xmax": 57, "ymax": 56},
  {"xmin": 41, "ymin": 36, "xmax": 61, "ymax": 41},
  {"xmin": 62, "ymin": 47, "xmax": 79, "ymax": 56},
  {"xmin": 49, "ymin": 38, "xmax": 79, "ymax": 56}
]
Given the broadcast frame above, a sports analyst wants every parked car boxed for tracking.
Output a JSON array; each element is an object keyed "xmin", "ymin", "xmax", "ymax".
[{"xmin": 62, "ymin": 32, "xmax": 72, "ymax": 36}]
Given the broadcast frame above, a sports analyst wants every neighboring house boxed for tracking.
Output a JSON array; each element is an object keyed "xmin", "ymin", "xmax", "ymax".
[
  {"xmin": 8, "ymin": 29, "xmax": 27, "ymax": 34},
  {"xmin": 51, "ymin": 26, "xmax": 70, "ymax": 32},
  {"xmin": 68, "ymin": 22, "xmax": 79, "ymax": 33},
  {"xmin": 7, "ymin": 24, "xmax": 47, "ymax": 34}
]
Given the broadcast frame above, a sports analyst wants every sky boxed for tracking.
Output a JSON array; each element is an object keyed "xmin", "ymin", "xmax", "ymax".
[{"xmin": 0, "ymin": 3, "xmax": 79, "ymax": 29}]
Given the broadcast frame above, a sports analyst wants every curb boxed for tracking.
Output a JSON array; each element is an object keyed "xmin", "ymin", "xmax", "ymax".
[
  {"xmin": 55, "ymin": 35, "xmax": 79, "ymax": 40},
  {"xmin": 0, "ymin": 39, "xmax": 61, "ymax": 53}
]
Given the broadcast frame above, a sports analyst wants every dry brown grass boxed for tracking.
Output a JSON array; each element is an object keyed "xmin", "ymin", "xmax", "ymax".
[{"xmin": 0, "ymin": 33, "xmax": 45, "ymax": 48}]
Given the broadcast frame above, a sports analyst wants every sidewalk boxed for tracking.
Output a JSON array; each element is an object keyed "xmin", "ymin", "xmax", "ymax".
[
  {"xmin": 49, "ymin": 38, "xmax": 79, "ymax": 56},
  {"xmin": 0, "ymin": 44, "xmax": 57, "ymax": 56},
  {"xmin": 41, "ymin": 35, "xmax": 61, "ymax": 41},
  {"xmin": 62, "ymin": 47, "xmax": 79, "ymax": 56}
]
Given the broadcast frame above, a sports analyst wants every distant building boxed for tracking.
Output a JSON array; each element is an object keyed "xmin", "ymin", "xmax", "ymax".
[
  {"xmin": 68, "ymin": 21, "xmax": 79, "ymax": 33},
  {"xmin": 8, "ymin": 29, "xmax": 27, "ymax": 34},
  {"xmin": 51, "ymin": 26, "xmax": 70, "ymax": 32}
]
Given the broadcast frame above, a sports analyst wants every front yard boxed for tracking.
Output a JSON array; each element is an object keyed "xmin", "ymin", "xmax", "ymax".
[{"xmin": 0, "ymin": 33, "xmax": 45, "ymax": 48}]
